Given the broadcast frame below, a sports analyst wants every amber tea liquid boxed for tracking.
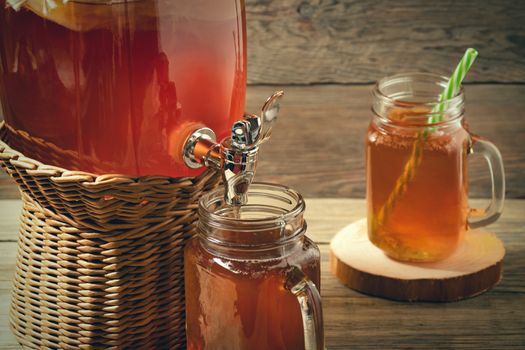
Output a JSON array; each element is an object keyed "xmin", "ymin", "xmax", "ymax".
[
  {"xmin": 185, "ymin": 236, "xmax": 320, "ymax": 350},
  {"xmin": 367, "ymin": 118, "xmax": 471, "ymax": 262}
]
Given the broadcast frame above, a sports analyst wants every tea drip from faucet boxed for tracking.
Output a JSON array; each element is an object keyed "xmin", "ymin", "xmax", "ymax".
[{"xmin": 182, "ymin": 90, "xmax": 284, "ymax": 206}]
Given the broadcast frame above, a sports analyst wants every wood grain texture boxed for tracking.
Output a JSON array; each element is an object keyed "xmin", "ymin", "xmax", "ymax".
[
  {"xmin": 246, "ymin": 0, "xmax": 525, "ymax": 84},
  {"xmin": 0, "ymin": 198, "xmax": 523, "ymax": 349},
  {"xmin": 1, "ymin": 84, "xmax": 524, "ymax": 200},
  {"xmin": 322, "ymin": 293, "xmax": 525, "ymax": 350}
]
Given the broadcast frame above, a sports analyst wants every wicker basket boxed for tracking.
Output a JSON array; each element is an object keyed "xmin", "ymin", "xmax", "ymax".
[{"xmin": 0, "ymin": 122, "xmax": 221, "ymax": 349}]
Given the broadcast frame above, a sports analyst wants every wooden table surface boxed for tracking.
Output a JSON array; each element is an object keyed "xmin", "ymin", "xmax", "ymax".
[{"xmin": 0, "ymin": 198, "xmax": 524, "ymax": 349}]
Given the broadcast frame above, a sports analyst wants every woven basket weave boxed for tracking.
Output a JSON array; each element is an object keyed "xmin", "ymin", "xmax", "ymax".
[{"xmin": 0, "ymin": 122, "xmax": 221, "ymax": 349}]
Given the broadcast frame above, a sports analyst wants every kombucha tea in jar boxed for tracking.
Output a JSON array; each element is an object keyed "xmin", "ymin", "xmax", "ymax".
[
  {"xmin": 367, "ymin": 73, "xmax": 505, "ymax": 262},
  {"xmin": 185, "ymin": 184, "xmax": 324, "ymax": 350},
  {"xmin": 0, "ymin": 0, "xmax": 246, "ymax": 177}
]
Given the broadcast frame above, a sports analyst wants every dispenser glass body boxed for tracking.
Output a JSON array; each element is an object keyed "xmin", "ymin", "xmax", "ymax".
[{"xmin": 0, "ymin": 0, "xmax": 246, "ymax": 177}]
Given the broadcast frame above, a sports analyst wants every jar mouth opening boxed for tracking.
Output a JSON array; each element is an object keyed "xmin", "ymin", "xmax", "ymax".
[
  {"xmin": 372, "ymin": 72, "xmax": 465, "ymax": 127},
  {"xmin": 198, "ymin": 182, "xmax": 305, "ymax": 232}
]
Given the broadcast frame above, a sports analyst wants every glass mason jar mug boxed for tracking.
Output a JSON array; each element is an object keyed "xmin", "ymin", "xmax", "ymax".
[
  {"xmin": 185, "ymin": 183, "xmax": 324, "ymax": 350},
  {"xmin": 366, "ymin": 73, "xmax": 505, "ymax": 262}
]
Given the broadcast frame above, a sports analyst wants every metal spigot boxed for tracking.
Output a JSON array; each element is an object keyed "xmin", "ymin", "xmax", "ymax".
[{"xmin": 182, "ymin": 91, "xmax": 284, "ymax": 206}]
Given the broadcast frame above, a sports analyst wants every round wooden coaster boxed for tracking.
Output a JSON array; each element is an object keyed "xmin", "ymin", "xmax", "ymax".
[{"xmin": 330, "ymin": 219, "xmax": 505, "ymax": 302}]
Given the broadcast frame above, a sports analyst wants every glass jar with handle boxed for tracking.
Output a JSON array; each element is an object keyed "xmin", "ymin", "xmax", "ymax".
[
  {"xmin": 367, "ymin": 72, "xmax": 505, "ymax": 262},
  {"xmin": 185, "ymin": 183, "xmax": 324, "ymax": 350}
]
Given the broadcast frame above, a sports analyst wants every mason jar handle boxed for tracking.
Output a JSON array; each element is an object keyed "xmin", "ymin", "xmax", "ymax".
[
  {"xmin": 285, "ymin": 266, "xmax": 324, "ymax": 350},
  {"xmin": 468, "ymin": 135, "xmax": 505, "ymax": 228}
]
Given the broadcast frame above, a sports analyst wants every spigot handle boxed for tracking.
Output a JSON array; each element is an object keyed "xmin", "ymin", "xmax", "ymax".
[
  {"xmin": 231, "ymin": 114, "xmax": 261, "ymax": 149},
  {"xmin": 258, "ymin": 90, "xmax": 284, "ymax": 144},
  {"xmin": 231, "ymin": 90, "xmax": 284, "ymax": 149}
]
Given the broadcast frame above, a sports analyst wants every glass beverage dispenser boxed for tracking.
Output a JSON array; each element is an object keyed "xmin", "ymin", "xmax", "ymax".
[{"xmin": 0, "ymin": 0, "xmax": 246, "ymax": 177}]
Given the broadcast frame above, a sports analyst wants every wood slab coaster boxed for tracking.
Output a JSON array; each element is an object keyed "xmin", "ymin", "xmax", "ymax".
[{"xmin": 330, "ymin": 219, "xmax": 505, "ymax": 302}]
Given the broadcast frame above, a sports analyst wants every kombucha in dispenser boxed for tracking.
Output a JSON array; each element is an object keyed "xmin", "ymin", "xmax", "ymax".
[{"xmin": 0, "ymin": 0, "xmax": 247, "ymax": 177}]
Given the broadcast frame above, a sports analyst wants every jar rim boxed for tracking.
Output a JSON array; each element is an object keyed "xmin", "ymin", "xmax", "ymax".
[
  {"xmin": 372, "ymin": 72, "xmax": 465, "ymax": 127},
  {"xmin": 198, "ymin": 182, "xmax": 305, "ymax": 232}
]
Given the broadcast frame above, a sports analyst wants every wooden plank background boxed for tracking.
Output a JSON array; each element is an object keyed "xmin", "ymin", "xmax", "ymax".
[
  {"xmin": 1, "ymin": 0, "xmax": 524, "ymax": 199},
  {"xmin": 246, "ymin": 0, "xmax": 525, "ymax": 84}
]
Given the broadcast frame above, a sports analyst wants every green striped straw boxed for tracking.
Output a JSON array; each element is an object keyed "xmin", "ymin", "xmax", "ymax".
[
  {"xmin": 429, "ymin": 48, "xmax": 478, "ymax": 123},
  {"xmin": 371, "ymin": 48, "xmax": 479, "ymax": 235}
]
